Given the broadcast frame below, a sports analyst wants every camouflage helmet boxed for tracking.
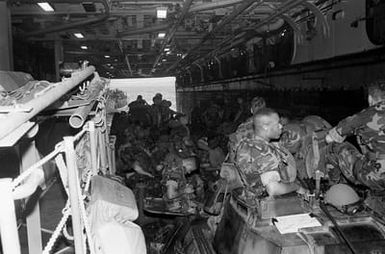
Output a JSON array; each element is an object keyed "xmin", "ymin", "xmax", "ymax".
[
  {"xmin": 280, "ymin": 121, "xmax": 305, "ymax": 154},
  {"xmin": 250, "ymin": 96, "xmax": 266, "ymax": 114},
  {"xmin": 324, "ymin": 184, "xmax": 360, "ymax": 211}
]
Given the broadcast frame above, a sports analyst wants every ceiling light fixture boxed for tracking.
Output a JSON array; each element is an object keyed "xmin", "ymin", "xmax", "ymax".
[
  {"xmin": 158, "ymin": 32, "xmax": 166, "ymax": 39},
  {"xmin": 164, "ymin": 47, "xmax": 170, "ymax": 52},
  {"xmin": 156, "ymin": 7, "xmax": 167, "ymax": 19},
  {"xmin": 73, "ymin": 32, "xmax": 84, "ymax": 39},
  {"xmin": 37, "ymin": 2, "xmax": 54, "ymax": 12},
  {"xmin": 80, "ymin": 45, "xmax": 88, "ymax": 50},
  {"xmin": 104, "ymin": 55, "xmax": 110, "ymax": 58}
]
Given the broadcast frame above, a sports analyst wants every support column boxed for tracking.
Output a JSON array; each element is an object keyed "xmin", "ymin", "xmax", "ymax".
[
  {"xmin": 64, "ymin": 136, "xmax": 84, "ymax": 254},
  {"xmin": 20, "ymin": 140, "xmax": 43, "ymax": 254},
  {"xmin": 0, "ymin": 178, "xmax": 21, "ymax": 254},
  {"xmin": 0, "ymin": 0, "xmax": 13, "ymax": 70},
  {"xmin": 54, "ymin": 40, "xmax": 63, "ymax": 81}
]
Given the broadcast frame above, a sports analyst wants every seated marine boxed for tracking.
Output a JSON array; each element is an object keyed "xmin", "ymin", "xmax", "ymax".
[
  {"xmin": 235, "ymin": 108, "xmax": 303, "ymax": 198},
  {"xmin": 326, "ymin": 80, "xmax": 385, "ymax": 190},
  {"xmin": 228, "ymin": 96, "xmax": 266, "ymax": 162}
]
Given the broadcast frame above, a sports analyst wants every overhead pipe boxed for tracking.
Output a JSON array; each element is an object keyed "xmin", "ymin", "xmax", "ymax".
[
  {"xmin": 69, "ymin": 102, "xmax": 95, "ymax": 128},
  {"xmin": 210, "ymin": 0, "xmax": 303, "ymax": 52},
  {"xmin": 167, "ymin": 0, "xmax": 264, "ymax": 73},
  {"xmin": 214, "ymin": 56, "xmax": 223, "ymax": 79},
  {"xmin": 193, "ymin": 63, "xmax": 204, "ymax": 82},
  {"xmin": 23, "ymin": 0, "xmax": 109, "ymax": 37},
  {"xmin": 178, "ymin": 0, "xmax": 304, "ymax": 70},
  {"xmin": 252, "ymin": 0, "xmax": 305, "ymax": 31},
  {"xmin": 186, "ymin": 69, "xmax": 193, "ymax": 84},
  {"xmin": 189, "ymin": 0, "xmax": 244, "ymax": 13},
  {"xmin": 280, "ymin": 14, "xmax": 304, "ymax": 43},
  {"xmin": 302, "ymin": 1, "xmax": 330, "ymax": 37},
  {"xmin": 0, "ymin": 66, "xmax": 95, "ymax": 141},
  {"xmin": 208, "ymin": 0, "xmax": 264, "ymax": 38},
  {"xmin": 119, "ymin": 0, "xmax": 183, "ymax": 4},
  {"xmin": 118, "ymin": 24, "xmax": 169, "ymax": 37},
  {"xmin": 151, "ymin": 0, "xmax": 194, "ymax": 72},
  {"xmin": 118, "ymin": 40, "xmax": 133, "ymax": 76}
]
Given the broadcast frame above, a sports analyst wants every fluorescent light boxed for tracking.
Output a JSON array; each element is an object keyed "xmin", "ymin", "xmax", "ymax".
[
  {"xmin": 104, "ymin": 55, "xmax": 110, "ymax": 58},
  {"xmin": 37, "ymin": 2, "xmax": 54, "ymax": 12},
  {"xmin": 80, "ymin": 45, "xmax": 88, "ymax": 50},
  {"xmin": 164, "ymin": 47, "xmax": 170, "ymax": 51},
  {"xmin": 156, "ymin": 7, "xmax": 167, "ymax": 19},
  {"xmin": 158, "ymin": 32, "xmax": 166, "ymax": 38},
  {"xmin": 74, "ymin": 32, "xmax": 84, "ymax": 39}
]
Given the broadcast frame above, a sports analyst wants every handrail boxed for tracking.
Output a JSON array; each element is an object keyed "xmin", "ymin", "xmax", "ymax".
[
  {"xmin": 0, "ymin": 76, "xmax": 119, "ymax": 254},
  {"xmin": 0, "ymin": 66, "xmax": 96, "ymax": 141}
]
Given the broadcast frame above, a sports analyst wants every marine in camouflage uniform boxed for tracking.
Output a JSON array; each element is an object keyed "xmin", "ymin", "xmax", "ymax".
[
  {"xmin": 235, "ymin": 108, "xmax": 300, "ymax": 199},
  {"xmin": 236, "ymin": 136, "xmax": 285, "ymax": 197},
  {"xmin": 228, "ymin": 96, "xmax": 266, "ymax": 162},
  {"xmin": 327, "ymin": 100, "xmax": 385, "ymax": 190}
]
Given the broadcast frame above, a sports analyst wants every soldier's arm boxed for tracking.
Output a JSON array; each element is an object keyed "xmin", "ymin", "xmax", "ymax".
[
  {"xmin": 328, "ymin": 106, "xmax": 377, "ymax": 143},
  {"xmin": 265, "ymin": 181, "xmax": 301, "ymax": 196}
]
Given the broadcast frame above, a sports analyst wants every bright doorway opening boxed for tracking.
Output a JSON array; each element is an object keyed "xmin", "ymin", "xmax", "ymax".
[{"xmin": 109, "ymin": 77, "xmax": 176, "ymax": 110}]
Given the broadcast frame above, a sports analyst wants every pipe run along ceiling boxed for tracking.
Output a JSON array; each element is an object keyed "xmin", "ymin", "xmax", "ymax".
[{"xmin": 10, "ymin": 0, "xmax": 327, "ymax": 79}]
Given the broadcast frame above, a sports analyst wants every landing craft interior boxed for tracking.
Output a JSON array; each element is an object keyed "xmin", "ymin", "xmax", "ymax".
[{"xmin": 1, "ymin": 0, "xmax": 385, "ymax": 254}]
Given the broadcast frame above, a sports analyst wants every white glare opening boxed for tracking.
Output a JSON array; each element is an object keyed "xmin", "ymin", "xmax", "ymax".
[{"xmin": 37, "ymin": 2, "xmax": 54, "ymax": 12}]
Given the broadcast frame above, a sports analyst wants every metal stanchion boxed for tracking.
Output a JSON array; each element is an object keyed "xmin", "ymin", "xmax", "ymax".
[
  {"xmin": 89, "ymin": 121, "xmax": 98, "ymax": 175},
  {"xmin": 64, "ymin": 137, "xmax": 84, "ymax": 254},
  {"xmin": 0, "ymin": 178, "xmax": 21, "ymax": 254},
  {"xmin": 98, "ymin": 128, "xmax": 108, "ymax": 174}
]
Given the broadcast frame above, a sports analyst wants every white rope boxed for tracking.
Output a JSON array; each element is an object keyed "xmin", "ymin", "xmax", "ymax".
[
  {"xmin": 72, "ymin": 157, "xmax": 96, "ymax": 254},
  {"xmin": 42, "ymin": 201, "xmax": 71, "ymax": 254},
  {"xmin": 62, "ymin": 224, "xmax": 74, "ymax": 241},
  {"xmin": 78, "ymin": 180, "xmax": 96, "ymax": 254},
  {"xmin": 12, "ymin": 142, "xmax": 64, "ymax": 190},
  {"xmin": 73, "ymin": 129, "xmax": 87, "ymax": 143},
  {"xmin": 83, "ymin": 169, "xmax": 93, "ymax": 194}
]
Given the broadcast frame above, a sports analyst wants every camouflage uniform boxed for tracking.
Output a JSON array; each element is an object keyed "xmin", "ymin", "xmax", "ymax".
[
  {"xmin": 235, "ymin": 136, "xmax": 287, "ymax": 198},
  {"xmin": 328, "ymin": 101, "xmax": 385, "ymax": 190},
  {"xmin": 228, "ymin": 117, "xmax": 254, "ymax": 162}
]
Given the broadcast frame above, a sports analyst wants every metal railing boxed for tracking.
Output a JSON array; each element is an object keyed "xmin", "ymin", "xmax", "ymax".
[{"xmin": 0, "ymin": 77, "xmax": 117, "ymax": 254}]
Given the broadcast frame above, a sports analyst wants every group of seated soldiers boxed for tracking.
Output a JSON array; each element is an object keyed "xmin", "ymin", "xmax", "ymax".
[
  {"xmin": 223, "ymin": 80, "xmax": 385, "ymax": 211},
  {"xmin": 113, "ymin": 79, "xmax": 385, "ymax": 216}
]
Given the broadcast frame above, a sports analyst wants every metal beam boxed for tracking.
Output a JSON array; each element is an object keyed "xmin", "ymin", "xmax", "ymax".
[
  {"xmin": 189, "ymin": 0, "xmax": 243, "ymax": 12},
  {"xmin": 173, "ymin": 0, "xmax": 305, "ymax": 72},
  {"xmin": 150, "ymin": 0, "xmax": 194, "ymax": 73},
  {"xmin": 118, "ymin": 40, "xmax": 133, "ymax": 76},
  {"xmin": 167, "ymin": 0, "xmax": 263, "ymax": 73},
  {"xmin": 118, "ymin": 24, "xmax": 169, "ymax": 37},
  {"xmin": 23, "ymin": 0, "xmax": 110, "ymax": 37}
]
